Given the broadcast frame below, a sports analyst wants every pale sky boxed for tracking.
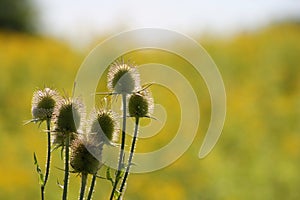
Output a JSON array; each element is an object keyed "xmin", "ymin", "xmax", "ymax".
[{"xmin": 33, "ymin": 0, "xmax": 300, "ymax": 47}]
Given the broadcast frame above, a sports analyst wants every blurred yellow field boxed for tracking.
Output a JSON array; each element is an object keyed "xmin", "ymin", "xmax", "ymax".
[{"xmin": 0, "ymin": 22, "xmax": 300, "ymax": 199}]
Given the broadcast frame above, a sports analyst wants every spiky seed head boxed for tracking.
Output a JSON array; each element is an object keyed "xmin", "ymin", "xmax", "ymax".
[
  {"xmin": 89, "ymin": 110, "xmax": 118, "ymax": 144},
  {"xmin": 107, "ymin": 60, "xmax": 140, "ymax": 94},
  {"xmin": 54, "ymin": 97, "xmax": 84, "ymax": 133},
  {"xmin": 128, "ymin": 90, "xmax": 154, "ymax": 118},
  {"xmin": 56, "ymin": 104, "xmax": 79, "ymax": 133},
  {"xmin": 70, "ymin": 137, "xmax": 100, "ymax": 174},
  {"xmin": 31, "ymin": 88, "xmax": 60, "ymax": 121}
]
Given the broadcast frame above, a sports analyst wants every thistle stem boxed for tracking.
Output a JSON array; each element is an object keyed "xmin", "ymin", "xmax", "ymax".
[
  {"xmin": 109, "ymin": 94, "xmax": 127, "ymax": 200},
  {"xmin": 87, "ymin": 174, "xmax": 97, "ymax": 200},
  {"xmin": 41, "ymin": 118, "xmax": 52, "ymax": 200},
  {"xmin": 79, "ymin": 173, "xmax": 88, "ymax": 200},
  {"xmin": 62, "ymin": 133, "xmax": 70, "ymax": 200},
  {"xmin": 118, "ymin": 117, "xmax": 139, "ymax": 199}
]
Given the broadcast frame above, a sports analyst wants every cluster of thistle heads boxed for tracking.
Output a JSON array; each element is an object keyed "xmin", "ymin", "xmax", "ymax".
[{"xmin": 30, "ymin": 59, "xmax": 153, "ymax": 186}]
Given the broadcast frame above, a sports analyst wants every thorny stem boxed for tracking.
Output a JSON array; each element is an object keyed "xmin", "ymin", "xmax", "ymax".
[
  {"xmin": 79, "ymin": 173, "xmax": 88, "ymax": 200},
  {"xmin": 87, "ymin": 174, "xmax": 97, "ymax": 200},
  {"xmin": 41, "ymin": 118, "xmax": 52, "ymax": 200},
  {"xmin": 109, "ymin": 94, "xmax": 127, "ymax": 200},
  {"xmin": 118, "ymin": 117, "xmax": 139, "ymax": 199},
  {"xmin": 62, "ymin": 133, "xmax": 70, "ymax": 200}
]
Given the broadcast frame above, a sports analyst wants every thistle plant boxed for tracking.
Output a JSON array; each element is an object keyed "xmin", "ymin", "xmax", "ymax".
[
  {"xmin": 28, "ymin": 59, "xmax": 154, "ymax": 200},
  {"xmin": 53, "ymin": 97, "xmax": 84, "ymax": 200},
  {"xmin": 118, "ymin": 90, "xmax": 154, "ymax": 199},
  {"xmin": 107, "ymin": 60, "xmax": 141, "ymax": 200},
  {"xmin": 86, "ymin": 109, "xmax": 119, "ymax": 199},
  {"xmin": 70, "ymin": 136, "xmax": 100, "ymax": 200},
  {"xmin": 30, "ymin": 87, "xmax": 61, "ymax": 200}
]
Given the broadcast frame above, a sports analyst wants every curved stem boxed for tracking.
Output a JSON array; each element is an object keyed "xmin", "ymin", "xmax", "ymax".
[
  {"xmin": 118, "ymin": 117, "xmax": 139, "ymax": 199},
  {"xmin": 109, "ymin": 94, "xmax": 127, "ymax": 200},
  {"xmin": 62, "ymin": 133, "xmax": 70, "ymax": 200},
  {"xmin": 79, "ymin": 173, "xmax": 88, "ymax": 200},
  {"xmin": 87, "ymin": 174, "xmax": 97, "ymax": 200},
  {"xmin": 41, "ymin": 118, "xmax": 52, "ymax": 200}
]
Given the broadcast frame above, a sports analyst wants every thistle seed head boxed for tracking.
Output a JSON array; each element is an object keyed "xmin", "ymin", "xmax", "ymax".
[
  {"xmin": 54, "ymin": 97, "xmax": 84, "ymax": 133},
  {"xmin": 70, "ymin": 136, "xmax": 100, "ymax": 175},
  {"xmin": 128, "ymin": 90, "xmax": 154, "ymax": 118},
  {"xmin": 31, "ymin": 88, "xmax": 60, "ymax": 121},
  {"xmin": 88, "ymin": 109, "xmax": 119, "ymax": 145},
  {"xmin": 107, "ymin": 60, "xmax": 140, "ymax": 94}
]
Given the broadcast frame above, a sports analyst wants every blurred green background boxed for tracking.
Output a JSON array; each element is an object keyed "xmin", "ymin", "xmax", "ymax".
[{"xmin": 1, "ymin": 0, "xmax": 300, "ymax": 199}]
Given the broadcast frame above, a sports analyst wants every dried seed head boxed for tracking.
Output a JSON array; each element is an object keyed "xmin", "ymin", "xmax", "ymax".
[
  {"xmin": 128, "ymin": 90, "xmax": 154, "ymax": 118},
  {"xmin": 70, "ymin": 137, "xmax": 100, "ymax": 174},
  {"xmin": 31, "ymin": 88, "xmax": 60, "ymax": 121},
  {"xmin": 54, "ymin": 97, "xmax": 84, "ymax": 133},
  {"xmin": 88, "ymin": 110, "xmax": 118, "ymax": 144},
  {"xmin": 107, "ymin": 60, "xmax": 140, "ymax": 94}
]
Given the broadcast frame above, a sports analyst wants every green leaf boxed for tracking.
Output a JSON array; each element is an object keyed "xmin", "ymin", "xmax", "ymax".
[
  {"xmin": 33, "ymin": 152, "xmax": 44, "ymax": 185},
  {"xmin": 37, "ymin": 120, "xmax": 43, "ymax": 128},
  {"xmin": 117, "ymin": 167, "xmax": 125, "ymax": 180},
  {"xmin": 114, "ymin": 189, "xmax": 121, "ymax": 199},
  {"xmin": 60, "ymin": 146, "xmax": 64, "ymax": 160},
  {"xmin": 129, "ymin": 162, "xmax": 137, "ymax": 167},
  {"xmin": 51, "ymin": 144, "xmax": 62, "ymax": 153},
  {"xmin": 57, "ymin": 179, "xmax": 64, "ymax": 189},
  {"xmin": 106, "ymin": 167, "xmax": 114, "ymax": 186}
]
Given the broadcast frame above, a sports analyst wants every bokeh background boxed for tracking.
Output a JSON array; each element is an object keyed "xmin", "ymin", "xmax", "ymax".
[{"xmin": 1, "ymin": 0, "xmax": 300, "ymax": 199}]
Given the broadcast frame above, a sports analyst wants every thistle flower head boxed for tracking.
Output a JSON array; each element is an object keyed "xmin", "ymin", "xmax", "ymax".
[
  {"xmin": 54, "ymin": 97, "xmax": 85, "ymax": 133},
  {"xmin": 128, "ymin": 90, "xmax": 154, "ymax": 118},
  {"xmin": 31, "ymin": 88, "xmax": 60, "ymax": 121},
  {"xmin": 70, "ymin": 136, "xmax": 100, "ymax": 175},
  {"xmin": 88, "ymin": 109, "xmax": 119, "ymax": 145},
  {"xmin": 107, "ymin": 60, "xmax": 140, "ymax": 94}
]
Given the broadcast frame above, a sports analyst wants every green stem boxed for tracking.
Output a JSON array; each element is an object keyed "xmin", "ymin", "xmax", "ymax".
[
  {"xmin": 41, "ymin": 187, "xmax": 44, "ymax": 200},
  {"xmin": 41, "ymin": 118, "xmax": 52, "ymax": 200},
  {"xmin": 87, "ymin": 174, "xmax": 97, "ymax": 200},
  {"xmin": 62, "ymin": 133, "xmax": 70, "ymax": 200},
  {"xmin": 109, "ymin": 94, "xmax": 127, "ymax": 200},
  {"xmin": 118, "ymin": 117, "xmax": 139, "ymax": 199},
  {"xmin": 79, "ymin": 173, "xmax": 88, "ymax": 200}
]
